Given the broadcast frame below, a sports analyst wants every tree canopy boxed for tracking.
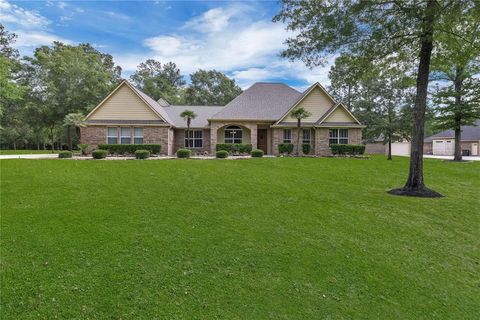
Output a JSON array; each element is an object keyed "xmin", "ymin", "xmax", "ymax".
[{"xmin": 185, "ymin": 70, "xmax": 242, "ymax": 106}]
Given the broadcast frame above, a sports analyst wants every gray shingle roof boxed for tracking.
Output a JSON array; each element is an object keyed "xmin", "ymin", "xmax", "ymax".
[
  {"xmin": 425, "ymin": 119, "xmax": 480, "ymax": 142},
  {"xmin": 209, "ymin": 82, "xmax": 302, "ymax": 121},
  {"xmin": 164, "ymin": 105, "xmax": 225, "ymax": 128}
]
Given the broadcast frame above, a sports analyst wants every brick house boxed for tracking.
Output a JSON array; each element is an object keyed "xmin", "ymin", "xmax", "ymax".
[{"xmin": 81, "ymin": 80, "xmax": 365, "ymax": 155}]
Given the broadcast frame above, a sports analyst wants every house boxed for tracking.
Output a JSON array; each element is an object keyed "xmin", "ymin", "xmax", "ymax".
[
  {"xmin": 81, "ymin": 80, "xmax": 365, "ymax": 155},
  {"xmin": 364, "ymin": 138, "xmax": 411, "ymax": 156},
  {"xmin": 424, "ymin": 120, "xmax": 480, "ymax": 156}
]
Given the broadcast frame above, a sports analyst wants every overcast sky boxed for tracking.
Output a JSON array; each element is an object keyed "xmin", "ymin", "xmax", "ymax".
[{"xmin": 1, "ymin": 0, "xmax": 335, "ymax": 90}]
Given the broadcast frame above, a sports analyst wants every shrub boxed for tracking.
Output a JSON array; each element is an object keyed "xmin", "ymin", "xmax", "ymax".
[
  {"xmin": 97, "ymin": 144, "xmax": 161, "ymax": 155},
  {"xmin": 176, "ymin": 148, "xmax": 191, "ymax": 158},
  {"xmin": 302, "ymin": 143, "xmax": 312, "ymax": 155},
  {"xmin": 92, "ymin": 149, "xmax": 108, "ymax": 159},
  {"xmin": 78, "ymin": 144, "xmax": 89, "ymax": 155},
  {"xmin": 216, "ymin": 143, "xmax": 252, "ymax": 154},
  {"xmin": 330, "ymin": 144, "xmax": 366, "ymax": 155},
  {"xmin": 278, "ymin": 143, "xmax": 294, "ymax": 154},
  {"xmin": 58, "ymin": 151, "xmax": 73, "ymax": 159},
  {"xmin": 251, "ymin": 149, "xmax": 264, "ymax": 157},
  {"xmin": 216, "ymin": 150, "xmax": 229, "ymax": 158},
  {"xmin": 135, "ymin": 150, "xmax": 150, "ymax": 159}
]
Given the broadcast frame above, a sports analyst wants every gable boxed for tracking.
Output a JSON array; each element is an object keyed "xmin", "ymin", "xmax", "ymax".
[
  {"xmin": 88, "ymin": 84, "xmax": 162, "ymax": 121},
  {"xmin": 284, "ymin": 86, "xmax": 336, "ymax": 122},
  {"xmin": 323, "ymin": 106, "xmax": 357, "ymax": 123}
]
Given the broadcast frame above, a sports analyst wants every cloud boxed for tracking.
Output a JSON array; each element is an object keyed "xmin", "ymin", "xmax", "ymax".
[
  {"xmin": 0, "ymin": 0, "xmax": 49, "ymax": 29},
  {"xmin": 14, "ymin": 30, "xmax": 73, "ymax": 47},
  {"xmin": 183, "ymin": 7, "xmax": 235, "ymax": 33}
]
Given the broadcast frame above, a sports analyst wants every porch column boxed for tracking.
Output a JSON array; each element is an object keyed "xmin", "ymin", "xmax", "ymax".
[
  {"xmin": 210, "ymin": 122, "xmax": 219, "ymax": 154},
  {"xmin": 248, "ymin": 124, "xmax": 258, "ymax": 150}
]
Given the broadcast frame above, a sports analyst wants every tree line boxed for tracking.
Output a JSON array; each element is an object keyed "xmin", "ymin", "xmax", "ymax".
[{"xmin": 0, "ymin": 24, "xmax": 242, "ymax": 150}]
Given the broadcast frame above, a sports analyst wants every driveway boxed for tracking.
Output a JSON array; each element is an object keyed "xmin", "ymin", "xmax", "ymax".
[
  {"xmin": 0, "ymin": 154, "xmax": 58, "ymax": 160},
  {"xmin": 424, "ymin": 155, "xmax": 480, "ymax": 161}
]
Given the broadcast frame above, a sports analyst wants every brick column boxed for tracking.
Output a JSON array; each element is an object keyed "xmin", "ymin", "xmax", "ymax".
[
  {"xmin": 210, "ymin": 122, "xmax": 220, "ymax": 154},
  {"xmin": 246, "ymin": 124, "xmax": 258, "ymax": 150},
  {"xmin": 315, "ymin": 128, "xmax": 330, "ymax": 156}
]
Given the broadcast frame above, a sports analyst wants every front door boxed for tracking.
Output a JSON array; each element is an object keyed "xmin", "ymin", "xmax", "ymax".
[{"xmin": 257, "ymin": 129, "xmax": 268, "ymax": 154}]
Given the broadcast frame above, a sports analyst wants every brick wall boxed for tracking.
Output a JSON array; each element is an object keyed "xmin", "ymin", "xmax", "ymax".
[
  {"xmin": 80, "ymin": 126, "xmax": 106, "ymax": 151},
  {"xmin": 365, "ymin": 142, "xmax": 385, "ymax": 154},
  {"xmin": 81, "ymin": 125, "xmax": 170, "ymax": 155},
  {"xmin": 173, "ymin": 129, "xmax": 211, "ymax": 155}
]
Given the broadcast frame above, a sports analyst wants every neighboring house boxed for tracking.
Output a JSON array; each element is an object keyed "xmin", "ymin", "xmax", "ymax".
[
  {"xmin": 364, "ymin": 138, "xmax": 411, "ymax": 156},
  {"xmin": 81, "ymin": 80, "xmax": 365, "ymax": 155},
  {"xmin": 424, "ymin": 120, "xmax": 480, "ymax": 156}
]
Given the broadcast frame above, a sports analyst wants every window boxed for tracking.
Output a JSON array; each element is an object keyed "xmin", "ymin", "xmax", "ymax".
[
  {"xmin": 329, "ymin": 129, "xmax": 348, "ymax": 145},
  {"xmin": 185, "ymin": 130, "xmax": 203, "ymax": 148},
  {"xmin": 283, "ymin": 129, "xmax": 292, "ymax": 143},
  {"xmin": 302, "ymin": 129, "xmax": 311, "ymax": 144},
  {"xmin": 224, "ymin": 126, "xmax": 243, "ymax": 144},
  {"xmin": 120, "ymin": 127, "xmax": 131, "ymax": 144},
  {"xmin": 133, "ymin": 128, "xmax": 144, "ymax": 144},
  {"xmin": 107, "ymin": 127, "xmax": 118, "ymax": 144}
]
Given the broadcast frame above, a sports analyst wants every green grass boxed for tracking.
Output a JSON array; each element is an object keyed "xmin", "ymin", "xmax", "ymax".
[
  {"xmin": 0, "ymin": 149, "xmax": 59, "ymax": 155},
  {"xmin": 1, "ymin": 156, "xmax": 479, "ymax": 319}
]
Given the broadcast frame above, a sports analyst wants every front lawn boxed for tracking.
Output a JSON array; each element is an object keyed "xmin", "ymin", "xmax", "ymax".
[{"xmin": 1, "ymin": 157, "xmax": 478, "ymax": 319}]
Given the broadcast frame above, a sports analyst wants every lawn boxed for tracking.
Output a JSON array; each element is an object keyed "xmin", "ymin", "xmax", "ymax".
[
  {"xmin": 1, "ymin": 156, "xmax": 479, "ymax": 319},
  {"xmin": 0, "ymin": 149, "xmax": 59, "ymax": 155}
]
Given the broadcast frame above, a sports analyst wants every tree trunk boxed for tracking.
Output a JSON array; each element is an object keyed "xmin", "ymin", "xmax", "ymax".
[
  {"xmin": 453, "ymin": 66, "xmax": 464, "ymax": 161},
  {"xmin": 50, "ymin": 126, "xmax": 55, "ymax": 153},
  {"xmin": 389, "ymin": 0, "xmax": 442, "ymax": 197},
  {"xmin": 186, "ymin": 118, "xmax": 191, "ymax": 149},
  {"xmin": 387, "ymin": 135, "xmax": 392, "ymax": 160},
  {"xmin": 37, "ymin": 141, "xmax": 40, "ymax": 150},
  {"xmin": 297, "ymin": 119, "xmax": 301, "ymax": 156}
]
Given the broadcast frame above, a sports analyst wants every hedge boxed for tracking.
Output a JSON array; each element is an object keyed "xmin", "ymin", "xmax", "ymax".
[
  {"xmin": 278, "ymin": 143, "xmax": 294, "ymax": 154},
  {"xmin": 330, "ymin": 144, "xmax": 366, "ymax": 155},
  {"xmin": 216, "ymin": 150, "xmax": 229, "ymax": 158},
  {"xmin": 92, "ymin": 149, "xmax": 108, "ymax": 159},
  {"xmin": 135, "ymin": 150, "xmax": 150, "ymax": 159},
  {"xmin": 216, "ymin": 143, "xmax": 252, "ymax": 154},
  {"xmin": 98, "ymin": 144, "xmax": 161, "ymax": 155},
  {"xmin": 58, "ymin": 151, "xmax": 73, "ymax": 159},
  {"xmin": 302, "ymin": 143, "xmax": 312, "ymax": 155},
  {"xmin": 176, "ymin": 148, "xmax": 191, "ymax": 158},
  {"xmin": 251, "ymin": 149, "xmax": 264, "ymax": 157}
]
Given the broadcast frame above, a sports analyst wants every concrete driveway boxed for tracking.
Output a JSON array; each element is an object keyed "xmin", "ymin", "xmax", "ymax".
[
  {"xmin": 0, "ymin": 154, "xmax": 58, "ymax": 160},
  {"xmin": 424, "ymin": 155, "xmax": 480, "ymax": 161}
]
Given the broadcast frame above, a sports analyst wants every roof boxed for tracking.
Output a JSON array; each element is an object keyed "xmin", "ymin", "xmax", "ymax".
[
  {"xmin": 209, "ymin": 82, "xmax": 302, "ymax": 121},
  {"xmin": 424, "ymin": 119, "xmax": 480, "ymax": 142},
  {"xmin": 164, "ymin": 105, "xmax": 225, "ymax": 128}
]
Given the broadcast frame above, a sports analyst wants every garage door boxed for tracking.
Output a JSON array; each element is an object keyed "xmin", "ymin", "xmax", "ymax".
[
  {"xmin": 390, "ymin": 142, "xmax": 410, "ymax": 156},
  {"xmin": 433, "ymin": 140, "xmax": 454, "ymax": 155}
]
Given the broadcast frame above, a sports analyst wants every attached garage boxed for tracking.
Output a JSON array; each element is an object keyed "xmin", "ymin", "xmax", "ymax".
[{"xmin": 432, "ymin": 139, "xmax": 455, "ymax": 155}]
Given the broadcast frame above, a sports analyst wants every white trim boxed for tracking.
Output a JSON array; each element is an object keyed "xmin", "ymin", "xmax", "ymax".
[
  {"xmin": 274, "ymin": 82, "xmax": 338, "ymax": 125},
  {"xmin": 317, "ymin": 102, "xmax": 362, "ymax": 125}
]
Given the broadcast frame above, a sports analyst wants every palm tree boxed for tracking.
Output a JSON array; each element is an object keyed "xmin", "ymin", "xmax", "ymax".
[
  {"xmin": 180, "ymin": 110, "xmax": 197, "ymax": 148},
  {"xmin": 290, "ymin": 107, "xmax": 312, "ymax": 155},
  {"xmin": 63, "ymin": 113, "xmax": 86, "ymax": 151}
]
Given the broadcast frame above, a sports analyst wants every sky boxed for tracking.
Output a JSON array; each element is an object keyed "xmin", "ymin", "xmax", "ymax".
[{"xmin": 0, "ymin": 0, "xmax": 335, "ymax": 90}]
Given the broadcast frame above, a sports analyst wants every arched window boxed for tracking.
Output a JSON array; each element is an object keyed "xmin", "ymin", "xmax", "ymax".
[{"xmin": 224, "ymin": 125, "xmax": 243, "ymax": 144}]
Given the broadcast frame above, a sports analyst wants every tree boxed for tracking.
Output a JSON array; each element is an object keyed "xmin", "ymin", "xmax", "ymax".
[
  {"xmin": 63, "ymin": 113, "xmax": 86, "ymax": 151},
  {"xmin": 130, "ymin": 60, "xmax": 185, "ymax": 103},
  {"xmin": 185, "ymin": 70, "xmax": 242, "ymax": 106},
  {"xmin": 20, "ymin": 42, "xmax": 121, "ymax": 149},
  {"xmin": 290, "ymin": 107, "xmax": 311, "ymax": 155},
  {"xmin": 180, "ymin": 110, "xmax": 197, "ymax": 148},
  {"xmin": 274, "ymin": 0, "xmax": 479, "ymax": 197},
  {"xmin": 430, "ymin": 17, "xmax": 480, "ymax": 161}
]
